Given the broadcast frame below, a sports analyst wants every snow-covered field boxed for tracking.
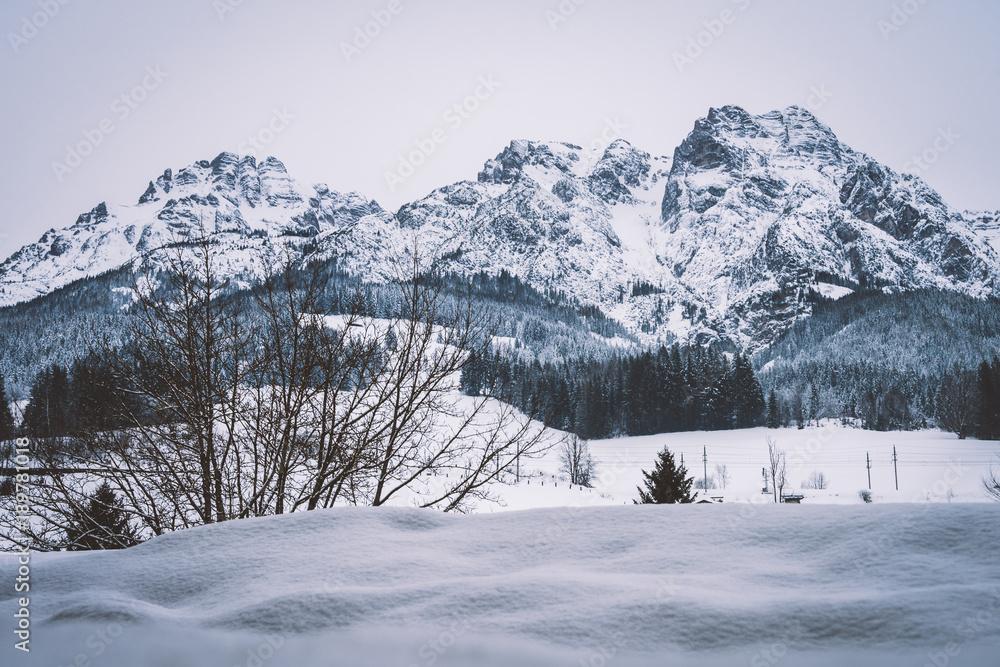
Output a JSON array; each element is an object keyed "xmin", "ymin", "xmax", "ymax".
[
  {"xmin": 2, "ymin": 503, "xmax": 998, "ymax": 666},
  {"xmin": 487, "ymin": 425, "xmax": 1000, "ymax": 510}
]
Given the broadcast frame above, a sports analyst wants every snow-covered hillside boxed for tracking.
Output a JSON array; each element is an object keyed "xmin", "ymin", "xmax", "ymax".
[
  {"xmin": 2, "ymin": 107, "xmax": 1000, "ymax": 350},
  {"xmin": 3, "ymin": 503, "xmax": 998, "ymax": 666}
]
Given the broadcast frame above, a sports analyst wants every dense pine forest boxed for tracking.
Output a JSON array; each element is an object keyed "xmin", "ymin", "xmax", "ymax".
[
  {"xmin": 755, "ymin": 289, "xmax": 1000, "ymax": 434},
  {"xmin": 461, "ymin": 345, "xmax": 765, "ymax": 439}
]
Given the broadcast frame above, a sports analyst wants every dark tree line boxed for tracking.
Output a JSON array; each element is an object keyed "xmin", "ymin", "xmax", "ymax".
[
  {"xmin": 977, "ymin": 357, "xmax": 1000, "ymax": 440},
  {"xmin": 462, "ymin": 344, "xmax": 766, "ymax": 439},
  {"xmin": 756, "ymin": 289, "xmax": 1000, "ymax": 434},
  {"xmin": 18, "ymin": 356, "xmax": 142, "ymax": 440}
]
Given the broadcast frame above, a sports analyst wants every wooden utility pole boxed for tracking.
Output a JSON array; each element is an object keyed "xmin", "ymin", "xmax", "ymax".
[
  {"xmin": 892, "ymin": 446, "xmax": 898, "ymax": 491},
  {"xmin": 866, "ymin": 452, "xmax": 872, "ymax": 490},
  {"xmin": 703, "ymin": 446, "xmax": 708, "ymax": 492}
]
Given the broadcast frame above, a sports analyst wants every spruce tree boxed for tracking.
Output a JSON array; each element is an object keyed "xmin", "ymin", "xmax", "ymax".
[
  {"xmin": 635, "ymin": 446, "xmax": 696, "ymax": 504},
  {"xmin": 767, "ymin": 388, "xmax": 780, "ymax": 429},
  {"xmin": 809, "ymin": 384, "xmax": 821, "ymax": 426},
  {"xmin": 65, "ymin": 482, "xmax": 138, "ymax": 550},
  {"xmin": 732, "ymin": 354, "xmax": 766, "ymax": 428}
]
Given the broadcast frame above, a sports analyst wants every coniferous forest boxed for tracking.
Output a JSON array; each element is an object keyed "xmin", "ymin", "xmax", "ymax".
[{"xmin": 462, "ymin": 346, "xmax": 765, "ymax": 439}]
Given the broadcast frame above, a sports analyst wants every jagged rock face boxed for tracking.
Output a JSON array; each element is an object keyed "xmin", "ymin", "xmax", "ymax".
[
  {"xmin": 403, "ymin": 139, "xmax": 675, "ymax": 323},
  {"xmin": 477, "ymin": 140, "xmax": 585, "ymax": 185},
  {"xmin": 657, "ymin": 105, "xmax": 1000, "ymax": 347},
  {"xmin": 0, "ymin": 153, "xmax": 404, "ymax": 306},
  {"xmin": 2, "ymin": 108, "xmax": 999, "ymax": 352},
  {"xmin": 965, "ymin": 210, "xmax": 1000, "ymax": 255}
]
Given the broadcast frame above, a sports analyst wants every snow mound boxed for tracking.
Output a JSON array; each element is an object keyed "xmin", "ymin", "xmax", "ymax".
[{"xmin": 2, "ymin": 504, "xmax": 999, "ymax": 665}]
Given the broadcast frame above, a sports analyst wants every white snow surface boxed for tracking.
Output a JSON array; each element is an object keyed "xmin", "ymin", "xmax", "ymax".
[{"xmin": 3, "ymin": 503, "xmax": 998, "ymax": 666}]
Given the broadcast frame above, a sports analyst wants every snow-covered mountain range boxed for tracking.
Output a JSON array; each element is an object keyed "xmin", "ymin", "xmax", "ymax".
[{"xmin": 2, "ymin": 105, "xmax": 998, "ymax": 350}]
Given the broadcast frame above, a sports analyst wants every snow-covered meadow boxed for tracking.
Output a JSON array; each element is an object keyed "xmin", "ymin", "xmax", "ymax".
[{"xmin": 475, "ymin": 424, "xmax": 1000, "ymax": 511}]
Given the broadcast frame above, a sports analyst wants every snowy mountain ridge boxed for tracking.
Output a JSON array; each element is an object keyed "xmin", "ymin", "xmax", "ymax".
[{"xmin": 1, "ymin": 105, "xmax": 998, "ymax": 350}]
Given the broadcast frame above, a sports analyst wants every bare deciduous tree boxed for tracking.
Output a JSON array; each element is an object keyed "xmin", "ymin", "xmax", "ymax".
[
  {"xmin": 714, "ymin": 463, "xmax": 730, "ymax": 490},
  {"xmin": 1, "ymin": 234, "xmax": 549, "ymax": 549},
  {"xmin": 803, "ymin": 470, "xmax": 829, "ymax": 490},
  {"xmin": 767, "ymin": 437, "xmax": 786, "ymax": 503},
  {"xmin": 560, "ymin": 434, "xmax": 595, "ymax": 487}
]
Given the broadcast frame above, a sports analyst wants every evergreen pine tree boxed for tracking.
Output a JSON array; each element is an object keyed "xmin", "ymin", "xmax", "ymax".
[
  {"xmin": 766, "ymin": 388, "xmax": 780, "ymax": 429},
  {"xmin": 809, "ymin": 383, "xmax": 821, "ymax": 426},
  {"xmin": 460, "ymin": 351, "xmax": 486, "ymax": 397},
  {"xmin": 635, "ymin": 446, "xmax": 696, "ymax": 504},
  {"xmin": 65, "ymin": 482, "xmax": 138, "ymax": 550},
  {"xmin": 732, "ymin": 354, "xmax": 766, "ymax": 428}
]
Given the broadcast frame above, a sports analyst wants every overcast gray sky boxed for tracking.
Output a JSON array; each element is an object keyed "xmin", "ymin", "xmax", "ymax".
[{"xmin": 1, "ymin": 0, "xmax": 998, "ymax": 259}]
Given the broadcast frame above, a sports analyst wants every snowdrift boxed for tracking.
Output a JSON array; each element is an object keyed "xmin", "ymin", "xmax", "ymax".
[{"xmin": 2, "ymin": 503, "xmax": 999, "ymax": 666}]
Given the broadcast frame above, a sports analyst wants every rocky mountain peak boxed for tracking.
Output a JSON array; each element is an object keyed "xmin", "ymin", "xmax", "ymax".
[
  {"xmin": 477, "ymin": 140, "xmax": 587, "ymax": 185},
  {"xmin": 2, "ymin": 108, "xmax": 998, "ymax": 352}
]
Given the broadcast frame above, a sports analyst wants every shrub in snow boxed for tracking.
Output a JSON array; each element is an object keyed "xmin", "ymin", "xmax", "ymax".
[
  {"xmin": 858, "ymin": 489, "xmax": 872, "ymax": 504},
  {"xmin": 984, "ymin": 455, "xmax": 1000, "ymax": 502}
]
